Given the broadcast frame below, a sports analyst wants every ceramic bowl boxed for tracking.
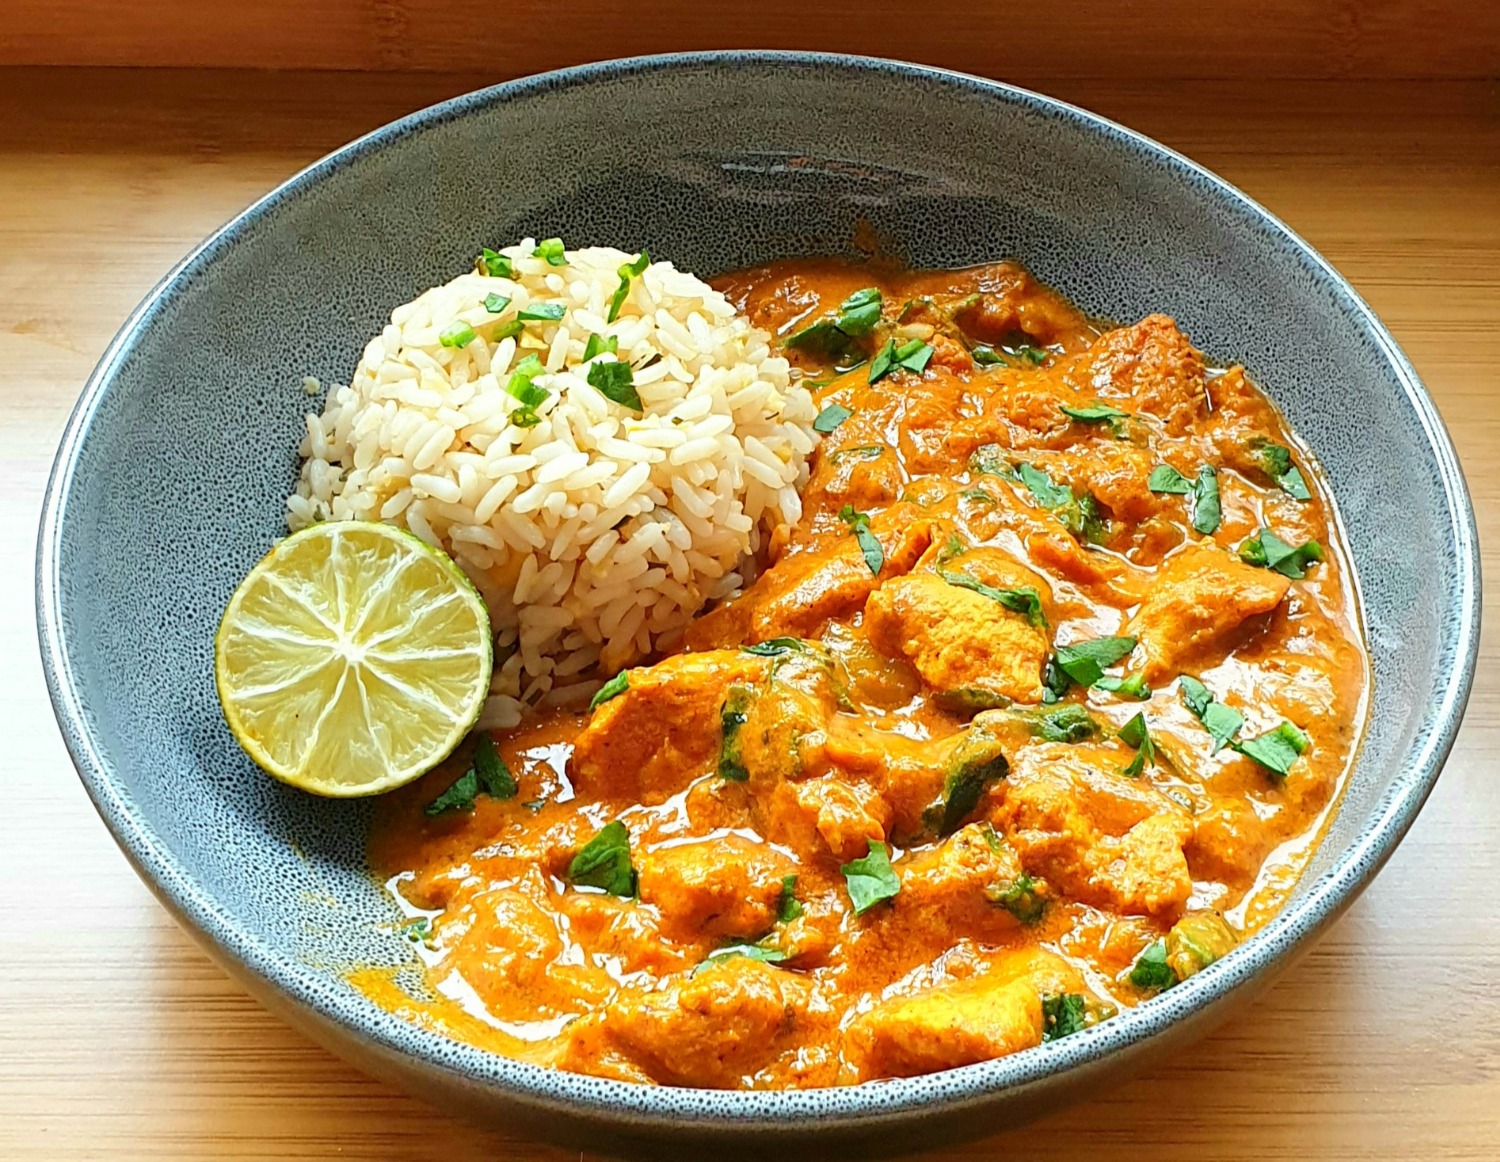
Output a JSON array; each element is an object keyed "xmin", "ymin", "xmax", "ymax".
[{"xmin": 37, "ymin": 52, "xmax": 1479, "ymax": 1158}]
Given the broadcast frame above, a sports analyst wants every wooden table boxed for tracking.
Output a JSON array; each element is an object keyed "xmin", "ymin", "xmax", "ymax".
[{"xmin": 1, "ymin": 68, "xmax": 1495, "ymax": 1161}]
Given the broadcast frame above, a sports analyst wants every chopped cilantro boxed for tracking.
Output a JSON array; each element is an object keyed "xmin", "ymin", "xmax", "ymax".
[
  {"xmin": 1148, "ymin": 464, "xmax": 1193, "ymax": 494},
  {"xmin": 590, "ymin": 670, "xmax": 629, "ymax": 710},
  {"xmin": 1042, "ymin": 993, "xmax": 1087, "ymax": 1041},
  {"xmin": 813, "ymin": 403, "xmax": 853, "ymax": 434},
  {"xmin": 777, "ymin": 875, "xmax": 804, "ymax": 923},
  {"xmin": 1096, "ymin": 671, "xmax": 1151, "ymax": 700},
  {"xmin": 1118, "ymin": 712, "xmax": 1157, "ymax": 778},
  {"xmin": 740, "ymin": 638, "xmax": 805, "ymax": 657},
  {"xmin": 1060, "ymin": 401, "xmax": 1128, "ymax": 424},
  {"xmin": 786, "ymin": 287, "xmax": 884, "ymax": 359},
  {"xmin": 717, "ymin": 684, "xmax": 754, "ymax": 781},
  {"xmin": 840, "ymin": 840, "xmax": 900, "ymax": 915},
  {"xmin": 1235, "ymin": 720, "xmax": 1310, "ymax": 779},
  {"xmin": 937, "ymin": 729, "xmax": 1008, "ymax": 835},
  {"xmin": 586, "ymin": 360, "xmax": 643, "ymax": 411},
  {"xmin": 1129, "ymin": 940, "xmax": 1176, "ymax": 990},
  {"xmin": 1255, "ymin": 442, "xmax": 1313, "ymax": 500},
  {"xmin": 567, "ymin": 820, "xmax": 636, "ymax": 897},
  {"xmin": 995, "ymin": 873, "xmax": 1046, "ymax": 924},
  {"xmin": 1191, "ymin": 465, "xmax": 1221, "ymax": 535},
  {"xmin": 937, "ymin": 569, "xmax": 1048, "ymax": 628},
  {"xmin": 971, "ymin": 344, "xmax": 1004, "ymax": 366},
  {"xmin": 1053, "ymin": 636, "xmax": 1138, "ymax": 687},
  {"xmin": 1178, "ymin": 675, "xmax": 1244, "ymax": 751},
  {"xmin": 703, "ymin": 942, "xmax": 788, "ymax": 967},
  {"xmin": 1239, "ymin": 528, "xmax": 1325, "ymax": 579},
  {"xmin": 1034, "ymin": 703, "xmax": 1099, "ymax": 743},
  {"xmin": 837, "ymin": 504, "xmax": 884, "ymax": 575},
  {"xmin": 424, "ymin": 767, "xmax": 480, "ymax": 816},
  {"xmin": 471, "ymin": 732, "xmax": 516, "ymax": 799}
]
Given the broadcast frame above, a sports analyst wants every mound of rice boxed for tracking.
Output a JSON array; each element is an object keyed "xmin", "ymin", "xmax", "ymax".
[{"xmin": 288, "ymin": 239, "xmax": 818, "ymax": 727}]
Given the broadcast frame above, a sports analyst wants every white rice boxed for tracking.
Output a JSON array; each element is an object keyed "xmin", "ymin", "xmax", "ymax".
[{"xmin": 288, "ymin": 239, "xmax": 818, "ymax": 727}]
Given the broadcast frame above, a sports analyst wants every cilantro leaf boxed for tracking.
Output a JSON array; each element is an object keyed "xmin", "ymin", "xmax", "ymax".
[
  {"xmin": 778, "ymin": 874, "xmax": 804, "ymax": 923},
  {"xmin": 1034, "ymin": 703, "xmax": 1099, "ymax": 743},
  {"xmin": 590, "ymin": 670, "xmax": 629, "ymax": 710},
  {"xmin": 1254, "ymin": 442, "xmax": 1313, "ymax": 500},
  {"xmin": 841, "ymin": 840, "xmax": 900, "ymax": 915},
  {"xmin": 937, "ymin": 569, "xmax": 1048, "ymax": 628},
  {"xmin": 1129, "ymin": 940, "xmax": 1176, "ymax": 990},
  {"xmin": 1239, "ymin": 528, "xmax": 1325, "ymax": 579},
  {"xmin": 1178, "ymin": 675, "xmax": 1244, "ymax": 750},
  {"xmin": 1060, "ymin": 401, "xmax": 1128, "ymax": 424},
  {"xmin": 567, "ymin": 820, "xmax": 636, "ymax": 897},
  {"xmin": 740, "ymin": 638, "xmax": 805, "ymax": 657},
  {"xmin": 1191, "ymin": 465, "xmax": 1221, "ymax": 535},
  {"xmin": 1235, "ymin": 720, "xmax": 1310, "ymax": 779},
  {"xmin": 472, "ymin": 732, "xmax": 516, "ymax": 799},
  {"xmin": 1054, "ymin": 636, "xmax": 1137, "ymax": 687},
  {"xmin": 703, "ymin": 942, "xmax": 788, "ymax": 967},
  {"xmin": 1042, "ymin": 993, "xmax": 1087, "ymax": 1041},
  {"xmin": 586, "ymin": 360, "xmax": 643, "ymax": 411},
  {"xmin": 1118, "ymin": 711, "xmax": 1157, "ymax": 778},
  {"xmin": 717, "ymin": 684, "xmax": 754, "ymax": 782},
  {"xmin": 424, "ymin": 767, "xmax": 479, "ymax": 816},
  {"xmin": 813, "ymin": 403, "xmax": 853, "ymax": 433},
  {"xmin": 787, "ymin": 287, "xmax": 884, "ymax": 359},
  {"xmin": 1096, "ymin": 671, "xmax": 1151, "ymax": 700},
  {"xmin": 1148, "ymin": 464, "xmax": 1193, "ymax": 494},
  {"xmin": 937, "ymin": 729, "xmax": 1009, "ymax": 835},
  {"xmin": 837, "ymin": 504, "xmax": 884, "ymax": 575},
  {"xmin": 994, "ymin": 873, "xmax": 1046, "ymax": 923}
]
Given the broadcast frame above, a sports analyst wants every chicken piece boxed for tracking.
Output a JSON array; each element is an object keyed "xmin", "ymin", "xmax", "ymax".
[
  {"xmin": 686, "ymin": 518, "xmax": 932, "ymax": 650},
  {"xmin": 555, "ymin": 958, "xmax": 806, "ymax": 1088},
  {"xmin": 865, "ymin": 547, "xmax": 1051, "ymax": 704},
  {"xmin": 636, "ymin": 835, "xmax": 792, "ymax": 942},
  {"xmin": 993, "ymin": 744, "xmax": 1193, "ymax": 917},
  {"xmin": 845, "ymin": 950, "xmax": 1090, "ymax": 1080},
  {"xmin": 1128, "ymin": 545, "xmax": 1290, "ymax": 682},
  {"xmin": 569, "ymin": 650, "xmax": 766, "ymax": 804},
  {"xmin": 785, "ymin": 776, "xmax": 890, "ymax": 862},
  {"xmin": 890, "ymin": 824, "xmax": 1031, "ymax": 942},
  {"xmin": 1077, "ymin": 315, "xmax": 1209, "ymax": 435},
  {"xmin": 801, "ymin": 441, "xmax": 904, "ymax": 514}
]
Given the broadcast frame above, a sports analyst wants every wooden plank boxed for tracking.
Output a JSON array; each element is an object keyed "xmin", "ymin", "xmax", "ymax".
[
  {"xmin": 2, "ymin": 1, "xmax": 1498, "ymax": 78},
  {"xmin": 1, "ymin": 66, "xmax": 1497, "ymax": 1161}
]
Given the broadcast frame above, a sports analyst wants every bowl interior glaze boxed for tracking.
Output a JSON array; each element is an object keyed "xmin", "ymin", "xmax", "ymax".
[{"xmin": 37, "ymin": 53, "xmax": 1478, "ymax": 1156}]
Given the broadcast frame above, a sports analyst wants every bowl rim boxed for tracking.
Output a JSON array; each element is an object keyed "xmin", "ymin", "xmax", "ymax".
[{"xmin": 36, "ymin": 49, "xmax": 1481, "ymax": 1132}]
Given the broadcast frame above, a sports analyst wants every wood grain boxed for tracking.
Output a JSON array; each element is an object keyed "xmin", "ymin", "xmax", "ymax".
[
  {"xmin": 4, "ymin": 1, "xmax": 1500, "ymax": 79},
  {"xmin": 1, "ymin": 67, "xmax": 1497, "ymax": 1161}
]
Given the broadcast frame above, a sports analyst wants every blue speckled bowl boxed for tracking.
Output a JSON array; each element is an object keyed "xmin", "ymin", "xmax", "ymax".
[{"xmin": 37, "ymin": 53, "xmax": 1479, "ymax": 1157}]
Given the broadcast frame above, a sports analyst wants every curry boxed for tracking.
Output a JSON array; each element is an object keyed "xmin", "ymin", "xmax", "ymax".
[{"xmin": 359, "ymin": 259, "xmax": 1368, "ymax": 1088}]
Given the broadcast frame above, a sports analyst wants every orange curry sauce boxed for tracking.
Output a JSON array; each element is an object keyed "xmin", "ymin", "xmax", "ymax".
[{"xmin": 359, "ymin": 260, "xmax": 1368, "ymax": 1088}]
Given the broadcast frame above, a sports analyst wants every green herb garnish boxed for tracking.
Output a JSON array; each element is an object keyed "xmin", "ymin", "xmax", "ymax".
[
  {"xmin": 717, "ymin": 684, "xmax": 754, "ymax": 782},
  {"xmin": 1239, "ymin": 528, "xmax": 1325, "ymax": 579},
  {"xmin": 1042, "ymin": 993, "xmax": 1087, "ymax": 1041},
  {"xmin": 995, "ymin": 873, "xmax": 1046, "ymax": 924},
  {"xmin": 740, "ymin": 637, "xmax": 805, "ymax": 657},
  {"xmin": 439, "ymin": 320, "xmax": 477, "ymax": 349},
  {"xmin": 586, "ymin": 360, "xmax": 643, "ymax": 411},
  {"xmin": 532, "ymin": 237, "xmax": 567, "ymax": 266},
  {"xmin": 1235, "ymin": 720, "xmax": 1310, "ymax": 779},
  {"xmin": 1034, "ymin": 703, "xmax": 1099, "ymax": 743},
  {"xmin": 971, "ymin": 344, "xmax": 1004, "ymax": 366},
  {"xmin": 606, "ymin": 250, "xmax": 649, "ymax": 322},
  {"xmin": 1129, "ymin": 940, "xmax": 1176, "ymax": 990},
  {"xmin": 471, "ymin": 732, "xmax": 517, "ymax": 799},
  {"xmin": 1015, "ymin": 463, "xmax": 1107, "ymax": 543},
  {"xmin": 567, "ymin": 820, "xmax": 636, "ymax": 897},
  {"xmin": 937, "ymin": 570, "xmax": 1047, "ymax": 628},
  {"xmin": 1147, "ymin": 464, "xmax": 1193, "ymax": 494},
  {"xmin": 1060, "ymin": 401, "xmax": 1128, "ymax": 424},
  {"xmin": 840, "ymin": 839, "xmax": 900, "ymax": 915},
  {"xmin": 482, "ymin": 292, "xmax": 511, "ymax": 314},
  {"xmin": 703, "ymin": 942, "xmax": 788, "ymax": 967},
  {"xmin": 1118, "ymin": 712, "xmax": 1157, "ymax": 778},
  {"xmin": 1255, "ymin": 442, "xmax": 1313, "ymax": 500},
  {"xmin": 1178, "ymin": 675, "xmax": 1244, "ymax": 751},
  {"xmin": 582, "ymin": 333, "xmax": 618, "ymax": 362},
  {"xmin": 424, "ymin": 767, "xmax": 480, "ymax": 816},
  {"xmin": 1053, "ymin": 635, "xmax": 1138, "ymax": 687},
  {"xmin": 476, "ymin": 248, "xmax": 513, "ymax": 278},
  {"xmin": 786, "ymin": 287, "xmax": 883, "ymax": 359},
  {"xmin": 493, "ymin": 319, "xmax": 525, "ymax": 341},
  {"xmin": 937, "ymin": 729, "xmax": 1008, "ymax": 835},
  {"xmin": 505, "ymin": 354, "xmax": 549, "ymax": 408},
  {"xmin": 813, "ymin": 403, "xmax": 853, "ymax": 434},
  {"xmin": 777, "ymin": 874, "xmax": 804, "ymax": 923},
  {"xmin": 837, "ymin": 504, "xmax": 884, "ymax": 575},
  {"xmin": 590, "ymin": 670, "xmax": 629, "ymax": 710},
  {"xmin": 868, "ymin": 337, "xmax": 934, "ymax": 384},
  {"xmin": 517, "ymin": 301, "xmax": 566, "ymax": 322},
  {"xmin": 1191, "ymin": 465, "xmax": 1221, "ymax": 535},
  {"xmin": 1096, "ymin": 671, "xmax": 1151, "ymax": 700}
]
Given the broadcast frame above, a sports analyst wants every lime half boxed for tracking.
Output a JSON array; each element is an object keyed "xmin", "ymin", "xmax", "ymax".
[{"xmin": 215, "ymin": 521, "xmax": 493, "ymax": 797}]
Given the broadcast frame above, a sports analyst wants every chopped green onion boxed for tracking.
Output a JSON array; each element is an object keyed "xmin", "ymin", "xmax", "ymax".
[
  {"xmin": 475, "ymin": 248, "xmax": 513, "ymax": 278},
  {"xmin": 505, "ymin": 354, "xmax": 548, "ymax": 406},
  {"xmin": 439, "ymin": 320, "xmax": 477, "ymax": 349},
  {"xmin": 493, "ymin": 319, "xmax": 525, "ymax": 341},
  {"xmin": 517, "ymin": 302, "xmax": 566, "ymax": 322},
  {"xmin": 482, "ymin": 293, "xmax": 511, "ymax": 314},
  {"xmin": 607, "ymin": 251, "xmax": 650, "ymax": 323},
  {"xmin": 586, "ymin": 360, "xmax": 642, "ymax": 411},
  {"xmin": 532, "ymin": 237, "xmax": 567, "ymax": 266}
]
